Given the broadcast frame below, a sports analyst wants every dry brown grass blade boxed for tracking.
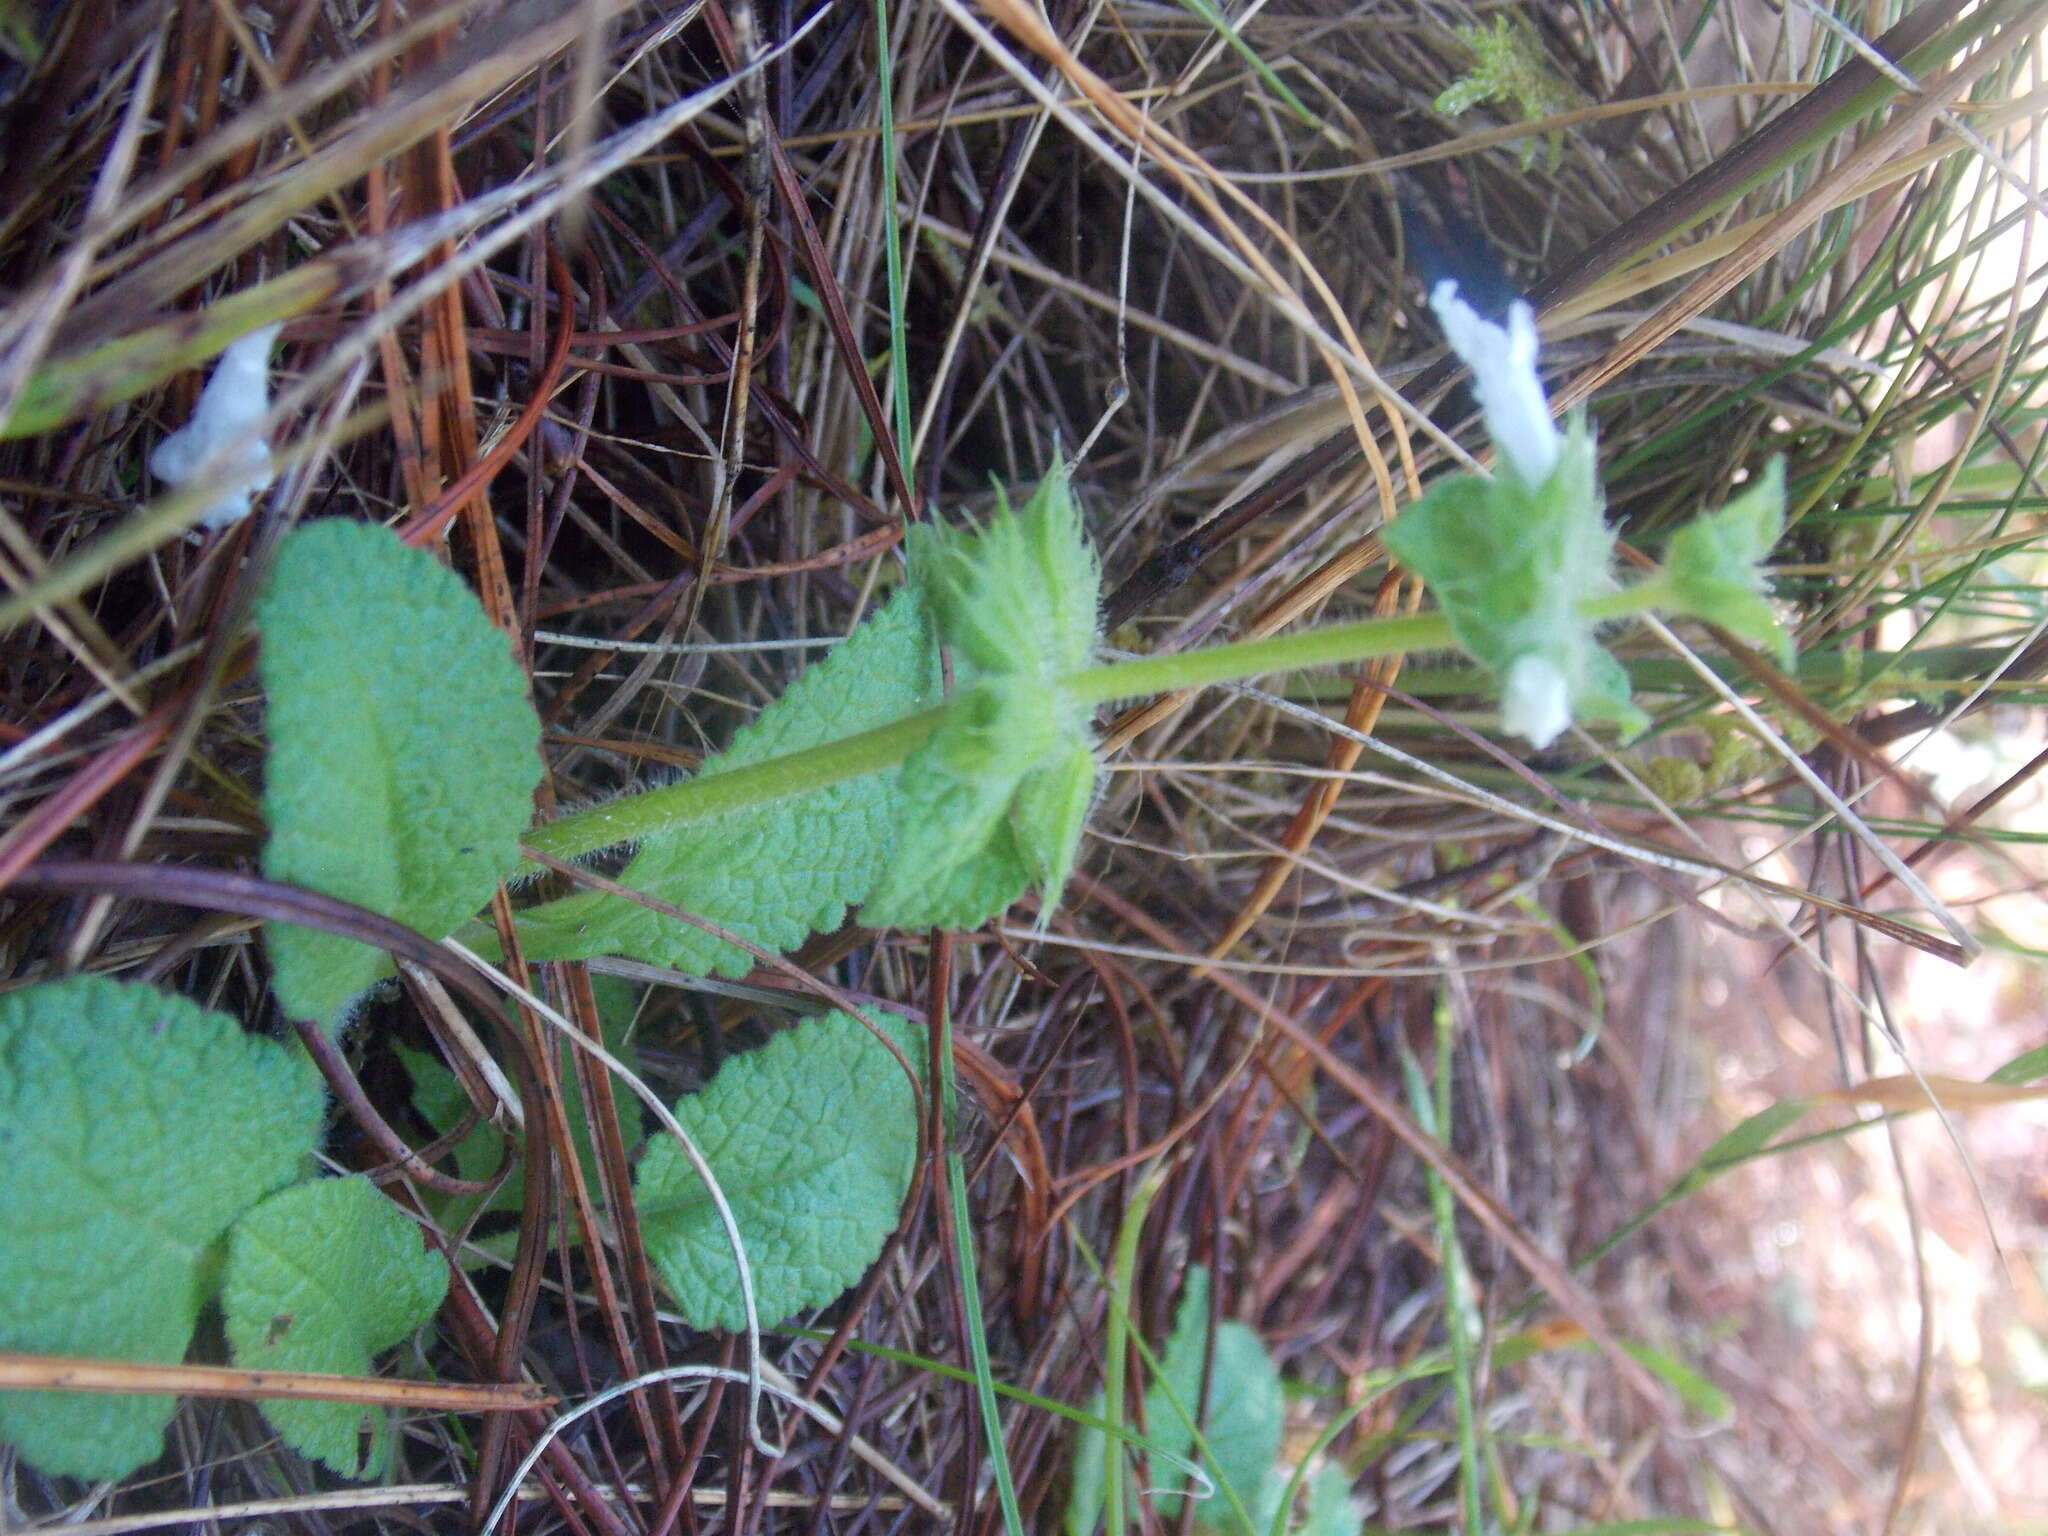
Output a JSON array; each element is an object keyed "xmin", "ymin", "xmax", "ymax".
[
  {"xmin": 557, "ymin": 964, "xmax": 691, "ymax": 1482},
  {"xmin": 946, "ymin": 0, "xmax": 1414, "ymax": 511},
  {"xmin": 54, "ymin": 0, "xmax": 645, "ymax": 333},
  {"xmin": 0, "ymin": 1352, "xmax": 553, "ymax": 1411},
  {"xmin": 45, "ymin": 1483, "xmax": 924, "ymax": 1536},
  {"xmin": 1814, "ymin": 1075, "xmax": 2048, "ymax": 1112},
  {"xmin": 0, "ymin": 24, "xmax": 162, "ymax": 432},
  {"xmin": 1068, "ymin": 875, "xmax": 1677, "ymax": 1421},
  {"xmin": 1525, "ymin": 0, "xmax": 1985, "ymax": 314},
  {"xmin": 1551, "ymin": 83, "xmax": 2048, "ymax": 325}
]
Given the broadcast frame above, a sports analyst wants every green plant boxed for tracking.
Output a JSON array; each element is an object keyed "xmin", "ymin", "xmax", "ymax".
[
  {"xmin": 257, "ymin": 517, "xmax": 543, "ymax": 1022},
  {"xmin": 0, "ymin": 974, "xmax": 440, "ymax": 1480},
  {"xmin": 636, "ymin": 1007, "xmax": 923, "ymax": 1331},
  {"xmin": 0, "ymin": 287, "xmax": 1790, "ymax": 1488},
  {"xmin": 1066, "ymin": 1266, "xmax": 1357, "ymax": 1536},
  {"xmin": 502, "ymin": 422, "xmax": 1782, "ymax": 949},
  {"xmin": 507, "ymin": 584, "xmax": 939, "ymax": 972}
]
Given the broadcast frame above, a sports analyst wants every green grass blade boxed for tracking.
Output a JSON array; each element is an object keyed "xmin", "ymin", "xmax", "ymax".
[
  {"xmin": 1169, "ymin": 0, "xmax": 1316, "ymax": 128},
  {"xmin": 872, "ymin": 0, "xmax": 915, "ymax": 485},
  {"xmin": 1402, "ymin": 997, "xmax": 1485, "ymax": 1535},
  {"xmin": 947, "ymin": 1149, "xmax": 1026, "ymax": 1536}
]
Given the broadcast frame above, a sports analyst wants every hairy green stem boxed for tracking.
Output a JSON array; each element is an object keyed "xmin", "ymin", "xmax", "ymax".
[
  {"xmin": 527, "ymin": 581, "xmax": 1678, "ymax": 862},
  {"xmin": 1580, "ymin": 576, "xmax": 1674, "ymax": 622},
  {"xmin": 525, "ymin": 704, "xmax": 951, "ymax": 865},
  {"xmin": 1065, "ymin": 612, "xmax": 1454, "ymax": 705}
]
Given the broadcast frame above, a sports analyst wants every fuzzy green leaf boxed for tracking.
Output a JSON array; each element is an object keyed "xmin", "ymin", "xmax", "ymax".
[
  {"xmin": 1299, "ymin": 1465, "xmax": 1363, "ymax": 1536},
  {"xmin": 222, "ymin": 1176, "xmax": 447, "ymax": 1477},
  {"xmin": 1383, "ymin": 417, "xmax": 1647, "ymax": 746},
  {"xmin": 1066, "ymin": 1268, "xmax": 1285, "ymax": 1536},
  {"xmin": 1152, "ymin": 1274, "xmax": 1284, "ymax": 1533},
  {"xmin": 0, "ymin": 976, "xmax": 324, "ymax": 1481},
  {"xmin": 866, "ymin": 467, "xmax": 1103, "ymax": 930},
  {"xmin": 910, "ymin": 462, "xmax": 1099, "ymax": 685},
  {"xmin": 635, "ymin": 1009, "xmax": 922, "ymax": 1331},
  {"xmin": 515, "ymin": 588, "xmax": 939, "ymax": 973},
  {"xmin": 257, "ymin": 519, "xmax": 542, "ymax": 1026},
  {"xmin": 868, "ymin": 805, "xmax": 1033, "ymax": 932},
  {"xmin": 1664, "ymin": 458, "xmax": 1791, "ymax": 661}
]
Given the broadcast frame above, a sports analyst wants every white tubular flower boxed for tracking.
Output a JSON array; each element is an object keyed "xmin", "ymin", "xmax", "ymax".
[
  {"xmin": 150, "ymin": 323, "xmax": 283, "ymax": 530},
  {"xmin": 1500, "ymin": 652, "xmax": 1571, "ymax": 749},
  {"xmin": 1430, "ymin": 278, "xmax": 1560, "ymax": 486}
]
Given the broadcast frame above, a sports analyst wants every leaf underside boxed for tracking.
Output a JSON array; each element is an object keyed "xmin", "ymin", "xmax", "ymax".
[
  {"xmin": 257, "ymin": 518, "xmax": 541, "ymax": 1027},
  {"xmin": 635, "ymin": 1009, "xmax": 923, "ymax": 1332},
  {"xmin": 0, "ymin": 976, "xmax": 323, "ymax": 1481}
]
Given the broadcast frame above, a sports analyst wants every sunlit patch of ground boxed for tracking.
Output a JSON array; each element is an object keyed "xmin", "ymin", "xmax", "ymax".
[{"xmin": 1638, "ymin": 714, "xmax": 2048, "ymax": 1532}]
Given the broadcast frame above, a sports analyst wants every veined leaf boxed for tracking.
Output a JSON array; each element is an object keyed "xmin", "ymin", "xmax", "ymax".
[
  {"xmin": 515, "ymin": 587, "xmax": 939, "ymax": 974},
  {"xmin": 635, "ymin": 1008, "xmax": 923, "ymax": 1331},
  {"xmin": 257, "ymin": 519, "xmax": 541, "ymax": 1026},
  {"xmin": 222, "ymin": 1176, "xmax": 447, "ymax": 1478},
  {"xmin": 0, "ymin": 976, "xmax": 324, "ymax": 1481}
]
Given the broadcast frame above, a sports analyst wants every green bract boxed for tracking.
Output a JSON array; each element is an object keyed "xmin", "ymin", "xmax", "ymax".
[
  {"xmin": 0, "ymin": 977, "xmax": 324, "ymax": 1481},
  {"xmin": 1382, "ymin": 415, "xmax": 1646, "ymax": 748},
  {"xmin": 222, "ymin": 1176, "xmax": 447, "ymax": 1478},
  {"xmin": 864, "ymin": 687, "xmax": 1038, "ymax": 929},
  {"xmin": 911, "ymin": 464, "xmax": 1099, "ymax": 683},
  {"xmin": 1663, "ymin": 457, "xmax": 1791, "ymax": 662},
  {"xmin": 257, "ymin": 519, "xmax": 542, "ymax": 1026},
  {"xmin": 864, "ymin": 464, "xmax": 1103, "ymax": 927},
  {"xmin": 635, "ymin": 1008, "xmax": 924, "ymax": 1331},
  {"xmin": 515, "ymin": 588, "xmax": 940, "ymax": 971}
]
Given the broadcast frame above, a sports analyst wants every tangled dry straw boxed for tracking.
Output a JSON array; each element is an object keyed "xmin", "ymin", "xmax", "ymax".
[{"xmin": 3, "ymin": 0, "xmax": 2047, "ymax": 1531}]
